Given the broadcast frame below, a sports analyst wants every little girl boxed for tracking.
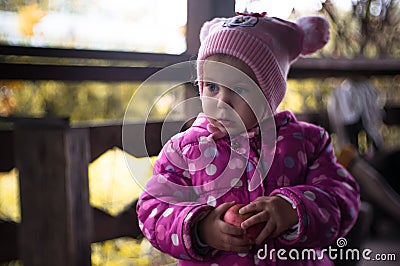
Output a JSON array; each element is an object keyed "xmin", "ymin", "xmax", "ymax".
[{"xmin": 137, "ymin": 13, "xmax": 360, "ymax": 265}]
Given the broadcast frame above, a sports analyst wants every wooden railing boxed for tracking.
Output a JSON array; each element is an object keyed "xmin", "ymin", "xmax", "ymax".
[{"xmin": 0, "ymin": 117, "xmax": 186, "ymax": 265}]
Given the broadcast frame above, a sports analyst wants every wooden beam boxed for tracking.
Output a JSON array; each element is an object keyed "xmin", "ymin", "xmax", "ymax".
[
  {"xmin": 1, "ymin": 57, "xmax": 398, "ymax": 81},
  {"xmin": 289, "ymin": 58, "xmax": 400, "ymax": 78},
  {"xmin": 88, "ymin": 120, "xmax": 186, "ymax": 160},
  {"xmin": 0, "ymin": 63, "xmax": 163, "ymax": 82},
  {"xmin": 15, "ymin": 123, "xmax": 92, "ymax": 266},
  {"xmin": 186, "ymin": 0, "xmax": 235, "ymax": 54},
  {"xmin": 1, "ymin": 119, "xmax": 187, "ymax": 173},
  {"xmin": 0, "ymin": 45, "xmax": 191, "ymax": 63}
]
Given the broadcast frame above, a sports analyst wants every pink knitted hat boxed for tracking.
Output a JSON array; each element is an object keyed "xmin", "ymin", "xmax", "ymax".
[{"xmin": 197, "ymin": 14, "xmax": 330, "ymax": 111}]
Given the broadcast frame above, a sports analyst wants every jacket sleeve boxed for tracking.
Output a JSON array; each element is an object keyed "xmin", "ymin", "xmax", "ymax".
[
  {"xmin": 270, "ymin": 129, "xmax": 360, "ymax": 248},
  {"xmin": 136, "ymin": 138, "xmax": 212, "ymax": 261}
]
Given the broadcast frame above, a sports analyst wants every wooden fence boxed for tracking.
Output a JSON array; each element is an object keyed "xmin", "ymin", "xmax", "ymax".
[{"xmin": 0, "ymin": 117, "xmax": 186, "ymax": 265}]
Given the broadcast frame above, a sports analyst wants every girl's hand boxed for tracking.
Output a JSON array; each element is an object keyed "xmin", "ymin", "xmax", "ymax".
[
  {"xmin": 239, "ymin": 196, "xmax": 298, "ymax": 245},
  {"xmin": 198, "ymin": 202, "xmax": 254, "ymax": 253}
]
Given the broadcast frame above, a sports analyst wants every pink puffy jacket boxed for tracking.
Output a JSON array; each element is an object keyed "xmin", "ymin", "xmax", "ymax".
[{"xmin": 137, "ymin": 111, "xmax": 360, "ymax": 265}]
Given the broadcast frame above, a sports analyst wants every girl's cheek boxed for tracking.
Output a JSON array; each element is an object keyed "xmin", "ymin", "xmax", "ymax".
[{"xmin": 201, "ymin": 98, "xmax": 217, "ymax": 114}]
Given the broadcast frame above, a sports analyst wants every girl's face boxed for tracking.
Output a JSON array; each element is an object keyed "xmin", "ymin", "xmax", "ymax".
[{"xmin": 201, "ymin": 55, "xmax": 267, "ymax": 136}]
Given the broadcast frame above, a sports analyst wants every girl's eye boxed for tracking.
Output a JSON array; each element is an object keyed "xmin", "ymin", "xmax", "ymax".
[
  {"xmin": 205, "ymin": 82, "xmax": 218, "ymax": 93},
  {"xmin": 233, "ymin": 87, "xmax": 247, "ymax": 94}
]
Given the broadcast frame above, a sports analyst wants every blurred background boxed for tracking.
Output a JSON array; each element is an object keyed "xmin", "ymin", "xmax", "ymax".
[{"xmin": 1, "ymin": 0, "xmax": 399, "ymax": 265}]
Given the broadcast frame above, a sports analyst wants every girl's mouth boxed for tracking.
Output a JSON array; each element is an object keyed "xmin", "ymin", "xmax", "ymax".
[{"xmin": 217, "ymin": 119, "xmax": 235, "ymax": 127}]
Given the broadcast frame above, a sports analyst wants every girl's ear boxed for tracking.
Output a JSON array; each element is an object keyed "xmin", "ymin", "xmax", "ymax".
[{"xmin": 296, "ymin": 16, "xmax": 330, "ymax": 55}]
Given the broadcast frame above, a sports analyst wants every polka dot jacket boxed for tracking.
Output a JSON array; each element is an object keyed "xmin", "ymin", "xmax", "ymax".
[{"xmin": 136, "ymin": 110, "xmax": 360, "ymax": 266}]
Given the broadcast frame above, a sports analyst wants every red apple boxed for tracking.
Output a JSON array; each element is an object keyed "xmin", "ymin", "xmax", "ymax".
[{"xmin": 223, "ymin": 203, "xmax": 264, "ymax": 241}]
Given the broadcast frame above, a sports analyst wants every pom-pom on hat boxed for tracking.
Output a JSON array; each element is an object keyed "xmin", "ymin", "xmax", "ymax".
[{"xmin": 198, "ymin": 14, "xmax": 330, "ymax": 111}]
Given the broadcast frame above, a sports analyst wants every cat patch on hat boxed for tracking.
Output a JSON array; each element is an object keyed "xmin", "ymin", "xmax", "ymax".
[{"xmin": 223, "ymin": 16, "xmax": 259, "ymax": 28}]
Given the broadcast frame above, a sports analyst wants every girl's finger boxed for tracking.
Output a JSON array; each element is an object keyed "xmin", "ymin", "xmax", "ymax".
[
  {"xmin": 215, "ymin": 201, "xmax": 236, "ymax": 216},
  {"xmin": 220, "ymin": 235, "xmax": 253, "ymax": 252},
  {"xmin": 241, "ymin": 211, "xmax": 268, "ymax": 229},
  {"xmin": 238, "ymin": 200, "xmax": 264, "ymax": 215},
  {"xmin": 221, "ymin": 221, "xmax": 247, "ymax": 236},
  {"xmin": 256, "ymin": 220, "xmax": 276, "ymax": 245}
]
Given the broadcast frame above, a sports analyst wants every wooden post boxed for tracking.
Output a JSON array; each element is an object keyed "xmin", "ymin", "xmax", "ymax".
[
  {"xmin": 14, "ymin": 121, "xmax": 92, "ymax": 266},
  {"xmin": 0, "ymin": 221, "xmax": 18, "ymax": 262},
  {"xmin": 186, "ymin": 0, "xmax": 235, "ymax": 54}
]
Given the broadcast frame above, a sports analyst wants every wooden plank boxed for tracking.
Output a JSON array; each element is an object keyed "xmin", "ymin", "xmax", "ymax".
[
  {"xmin": 1, "ymin": 119, "xmax": 186, "ymax": 172},
  {"xmin": 0, "ymin": 130, "xmax": 14, "ymax": 172},
  {"xmin": 0, "ymin": 62, "xmax": 197, "ymax": 81},
  {"xmin": 87, "ymin": 120, "xmax": 186, "ymax": 161},
  {"xmin": 121, "ymin": 120, "xmax": 186, "ymax": 158},
  {"xmin": 65, "ymin": 129, "xmax": 92, "ymax": 266},
  {"xmin": 87, "ymin": 123, "xmax": 122, "ymax": 161},
  {"xmin": 0, "ymin": 45, "xmax": 192, "ymax": 63},
  {"xmin": 186, "ymin": 0, "xmax": 235, "ymax": 54},
  {"xmin": 0, "ymin": 205, "xmax": 143, "ymax": 263},
  {"xmin": 1, "ymin": 58, "xmax": 399, "ymax": 81},
  {"xmin": 0, "ymin": 221, "xmax": 18, "ymax": 262},
  {"xmin": 289, "ymin": 57, "xmax": 400, "ymax": 78},
  {"xmin": 15, "ymin": 125, "xmax": 92, "ymax": 266},
  {"xmin": 0, "ymin": 116, "xmax": 69, "ymax": 172},
  {"xmin": 91, "ymin": 201, "xmax": 142, "ymax": 243},
  {"xmin": 384, "ymin": 105, "xmax": 400, "ymax": 125},
  {"xmin": 0, "ymin": 116, "xmax": 69, "ymax": 128},
  {"xmin": 0, "ymin": 63, "xmax": 163, "ymax": 82},
  {"xmin": 293, "ymin": 57, "xmax": 400, "ymax": 73}
]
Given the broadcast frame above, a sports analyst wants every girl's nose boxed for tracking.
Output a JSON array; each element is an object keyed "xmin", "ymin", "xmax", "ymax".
[{"xmin": 216, "ymin": 87, "xmax": 233, "ymax": 108}]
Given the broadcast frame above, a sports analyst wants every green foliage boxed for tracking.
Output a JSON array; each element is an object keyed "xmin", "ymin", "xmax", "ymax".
[
  {"xmin": 9, "ymin": 81, "xmax": 135, "ymax": 122},
  {"xmin": 0, "ymin": 169, "xmax": 20, "ymax": 222},
  {"xmin": 91, "ymin": 238, "xmax": 177, "ymax": 266},
  {"xmin": 0, "ymin": 260, "xmax": 22, "ymax": 266},
  {"xmin": 321, "ymin": 0, "xmax": 400, "ymax": 58},
  {"xmin": 289, "ymin": 0, "xmax": 400, "ymax": 59},
  {"xmin": 1, "ymin": 80, "xmax": 186, "ymax": 124},
  {"xmin": 279, "ymin": 78, "xmax": 342, "ymax": 113}
]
